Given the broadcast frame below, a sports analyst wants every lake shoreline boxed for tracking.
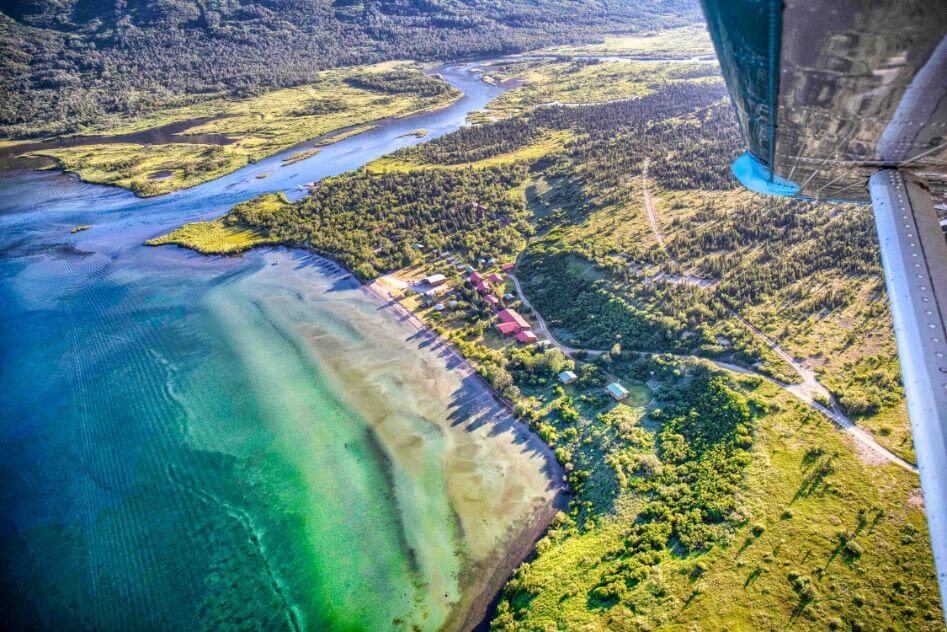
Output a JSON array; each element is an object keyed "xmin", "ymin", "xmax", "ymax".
[
  {"xmin": 220, "ymin": 246, "xmax": 571, "ymax": 630},
  {"xmin": 0, "ymin": 58, "xmax": 548, "ymax": 631},
  {"xmin": 360, "ymin": 275, "xmax": 570, "ymax": 630},
  {"xmin": 128, "ymin": 53, "xmax": 568, "ymax": 625}
]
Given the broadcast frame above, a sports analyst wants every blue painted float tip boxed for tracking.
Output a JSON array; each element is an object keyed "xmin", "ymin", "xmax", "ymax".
[{"xmin": 732, "ymin": 151, "xmax": 800, "ymax": 197}]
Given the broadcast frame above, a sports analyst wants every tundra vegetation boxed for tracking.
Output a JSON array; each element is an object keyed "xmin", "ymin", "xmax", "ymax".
[{"xmin": 142, "ymin": 45, "xmax": 941, "ymax": 629}]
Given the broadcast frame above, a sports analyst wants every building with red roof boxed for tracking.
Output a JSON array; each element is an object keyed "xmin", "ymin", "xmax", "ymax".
[
  {"xmin": 488, "ymin": 272, "xmax": 504, "ymax": 284},
  {"xmin": 516, "ymin": 330, "xmax": 538, "ymax": 345},
  {"xmin": 475, "ymin": 280, "xmax": 492, "ymax": 294},
  {"xmin": 501, "ymin": 263, "xmax": 515, "ymax": 272},
  {"xmin": 483, "ymin": 294, "xmax": 499, "ymax": 308},
  {"xmin": 495, "ymin": 308, "xmax": 531, "ymax": 336},
  {"xmin": 496, "ymin": 321, "xmax": 519, "ymax": 336},
  {"xmin": 467, "ymin": 271, "xmax": 483, "ymax": 284}
]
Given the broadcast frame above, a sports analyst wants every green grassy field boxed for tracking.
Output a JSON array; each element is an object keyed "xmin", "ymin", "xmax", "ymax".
[
  {"xmin": 146, "ymin": 194, "xmax": 288, "ymax": 254},
  {"xmin": 492, "ymin": 369, "xmax": 938, "ymax": 630},
  {"xmin": 471, "ymin": 58, "xmax": 720, "ymax": 123},
  {"xmin": 32, "ymin": 63, "xmax": 460, "ymax": 197},
  {"xmin": 540, "ymin": 25, "xmax": 714, "ymax": 59},
  {"xmin": 145, "ymin": 220, "xmax": 271, "ymax": 255}
]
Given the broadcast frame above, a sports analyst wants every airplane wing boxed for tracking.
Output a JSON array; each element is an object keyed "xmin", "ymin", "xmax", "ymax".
[{"xmin": 698, "ymin": 0, "xmax": 947, "ymax": 614}]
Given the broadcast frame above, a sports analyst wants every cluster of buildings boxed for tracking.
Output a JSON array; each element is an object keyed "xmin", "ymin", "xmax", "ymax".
[
  {"xmin": 411, "ymin": 256, "xmax": 633, "ymax": 403},
  {"xmin": 418, "ymin": 262, "xmax": 632, "ymax": 401},
  {"xmin": 462, "ymin": 265, "xmax": 540, "ymax": 347},
  {"xmin": 495, "ymin": 308, "xmax": 538, "ymax": 345},
  {"xmin": 415, "ymin": 273, "xmax": 453, "ymax": 309}
]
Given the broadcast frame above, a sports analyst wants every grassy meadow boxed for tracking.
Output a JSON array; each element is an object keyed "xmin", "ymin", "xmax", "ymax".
[
  {"xmin": 144, "ymin": 220, "xmax": 271, "ymax": 255},
  {"xmin": 540, "ymin": 25, "xmax": 714, "ymax": 59},
  {"xmin": 472, "ymin": 58, "xmax": 720, "ymax": 123},
  {"xmin": 33, "ymin": 62, "xmax": 460, "ymax": 196},
  {"xmin": 493, "ymin": 371, "xmax": 938, "ymax": 630},
  {"xmin": 146, "ymin": 194, "xmax": 288, "ymax": 254}
]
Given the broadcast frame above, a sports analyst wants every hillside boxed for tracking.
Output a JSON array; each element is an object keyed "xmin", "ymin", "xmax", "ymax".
[
  {"xmin": 0, "ymin": 0, "xmax": 699, "ymax": 137},
  {"xmin": 149, "ymin": 52, "xmax": 943, "ymax": 628},
  {"xmin": 156, "ymin": 54, "xmax": 913, "ymax": 461}
]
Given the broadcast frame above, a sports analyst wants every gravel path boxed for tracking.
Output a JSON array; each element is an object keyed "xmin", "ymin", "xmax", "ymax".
[{"xmin": 502, "ymin": 168, "xmax": 918, "ymax": 473}]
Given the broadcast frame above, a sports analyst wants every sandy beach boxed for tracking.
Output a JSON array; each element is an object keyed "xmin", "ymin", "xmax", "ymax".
[{"xmin": 362, "ymin": 269, "xmax": 570, "ymax": 630}]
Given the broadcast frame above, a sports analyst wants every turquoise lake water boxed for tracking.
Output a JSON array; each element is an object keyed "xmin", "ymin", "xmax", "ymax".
[{"xmin": 0, "ymin": 64, "xmax": 563, "ymax": 631}]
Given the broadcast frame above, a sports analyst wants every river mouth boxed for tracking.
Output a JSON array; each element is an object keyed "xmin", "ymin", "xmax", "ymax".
[{"xmin": 0, "ymin": 61, "xmax": 565, "ymax": 631}]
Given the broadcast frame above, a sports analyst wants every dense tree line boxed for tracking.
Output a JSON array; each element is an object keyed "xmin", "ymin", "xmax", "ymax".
[
  {"xmin": 543, "ymin": 88, "xmax": 738, "ymax": 203},
  {"xmin": 408, "ymin": 80, "xmax": 735, "ymax": 209},
  {"xmin": 674, "ymin": 199, "xmax": 879, "ymax": 305},
  {"xmin": 0, "ymin": 0, "xmax": 700, "ymax": 137},
  {"xmin": 404, "ymin": 116, "xmax": 542, "ymax": 164},
  {"xmin": 343, "ymin": 70, "xmax": 452, "ymax": 97},
  {"xmin": 518, "ymin": 248, "xmax": 688, "ymax": 352},
  {"xmin": 225, "ymin": 166, "xmax": 531, "ymax": 278},
  {"xmin": 497, "ymin": 365, "xmax": 755, "ymax": 621}
]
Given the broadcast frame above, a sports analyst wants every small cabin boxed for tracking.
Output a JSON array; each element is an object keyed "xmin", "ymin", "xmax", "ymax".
[
  {"xmin": 558, "ymin": 370, "xmax": 578, "ymax": 385},
  {"xmin": 423, "ymin": 273, "xmax": 447, "ymax": 287},
  {"xmin": 496, "ymin": 321, "xmax": 519, "ymax": 336},
  {"xmin": 516, "ymin": 330, "xmax": 538, "ymax": 345},
  {"xmin": 496, "ymin": 308, "xmax": 530, "ymax": 335},
  {"xmin": 606, "ymin": 382, "xmax": 630, "ymax": 401}
]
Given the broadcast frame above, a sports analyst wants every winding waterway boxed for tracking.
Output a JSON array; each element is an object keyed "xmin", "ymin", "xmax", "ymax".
[{"xmin": 0, "ymin": 64, "xmax": 564, "ymax": 631}]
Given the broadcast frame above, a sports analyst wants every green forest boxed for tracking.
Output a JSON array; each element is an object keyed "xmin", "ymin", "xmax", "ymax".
[
  {"xmin": 224, "ymin": 166, "xmax": 531, "ymax": 278},
  {"xmin": 0, "ymin": 0, "xmax": 699, "ymax": 137}
]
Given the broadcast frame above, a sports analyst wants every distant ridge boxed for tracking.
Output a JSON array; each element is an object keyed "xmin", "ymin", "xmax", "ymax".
[{"xmin": 0, "ymin": 0, "xmax": 700, "ymax": 137}]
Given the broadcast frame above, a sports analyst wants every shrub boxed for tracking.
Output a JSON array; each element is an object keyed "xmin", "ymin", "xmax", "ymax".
[{"xmin": 844, "ymin": 541, "xmax": 863, "ymax": 559}]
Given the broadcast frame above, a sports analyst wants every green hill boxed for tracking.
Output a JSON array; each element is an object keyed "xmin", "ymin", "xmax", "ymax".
[{"xmin": 0, "ymin": 0, "xmax": 699, "ymax": 137}]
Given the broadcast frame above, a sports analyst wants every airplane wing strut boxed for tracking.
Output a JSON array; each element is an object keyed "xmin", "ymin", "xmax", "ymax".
[{"xmin": 870, "ymin": 170, "xmax": 947, "ymax": 608}]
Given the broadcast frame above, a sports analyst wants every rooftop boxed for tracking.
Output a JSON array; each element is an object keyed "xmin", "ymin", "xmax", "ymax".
[
  {"xmin": 496, "ymin": 321, "xmax": 519, "ymax": 335},
  {"xmin": 606, "ymin": 382, "xmax": 630, "ymax": 399},
  {"xmin": 496, "ymin": 308, "xmax": 530, "ymax": 330},
  {"xmin": 423, "ymin": 273, "xmax": 446, "ymax": 285},
  {"xmin": 517, "ymin": 330, "xmax": 538, "ymax": 344}
]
